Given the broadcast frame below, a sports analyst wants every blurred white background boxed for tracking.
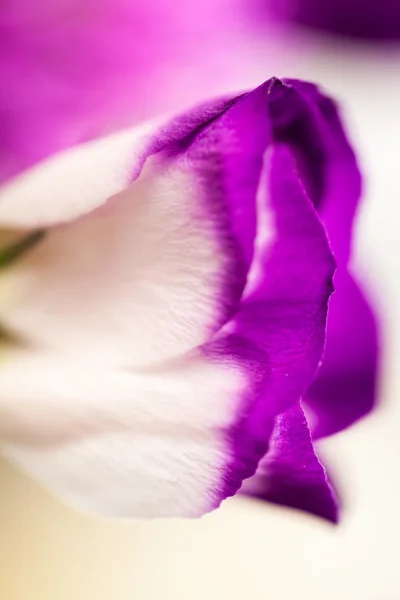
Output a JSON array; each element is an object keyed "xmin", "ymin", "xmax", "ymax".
[{"xmin": 1, "ymin": 32, "xmax": 400, "ymax": 600}]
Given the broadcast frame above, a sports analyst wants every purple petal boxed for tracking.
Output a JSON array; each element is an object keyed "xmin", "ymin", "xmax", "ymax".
[
  {"xmin": 305, "ymin": 270, "xmax": 379, "ymax": 438},
  {"xmin": 0, "ymin": 0, "xmax": 160, "ymax": 182},
  {"xmin": 0, "ymin": 89, "xmax": 268, "ymax": 369},
  {"xmin": 238, "ymin": 79, "xmax": 377, "ymax": 517},
  {"xmin": 284, "ymin": 80, "xmax": 379, "ymax": 438},
  {"xmin": 241, "ymin": 401, "xmax": 338, "ymax": 522},
  {"xmin": 205, "ymin": 134, "xmax": 335, "ymax": 505},
  {"xmin": 0, "ymin": 0, "xmax": 246, "ymax": 185},
  {"xmin": 154, "ymin": 80, "xmax": 337, "ymax": 502},
  {"xmin": 0, "ymin": 76, "xmax": 375, "ymax": 519},
  {"xmin": 266, "ymin": 0, "xmax": 400, "ymax": 40},
  {"xmin": 285, "ymin": 79, "xmax": 361, "ymax": 263}
]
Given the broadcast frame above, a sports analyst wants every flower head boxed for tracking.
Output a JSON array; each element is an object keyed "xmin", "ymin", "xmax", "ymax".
[{"xmin": 0, "ymin": 77, "xmax": 378, "ymax": 521}]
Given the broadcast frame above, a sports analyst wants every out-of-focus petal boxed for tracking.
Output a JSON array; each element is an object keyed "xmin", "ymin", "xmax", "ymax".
[
  {"xmin": 206, "ymin": 141, "xmax": 335, "ymax": 501},
  {"xmin": 305, "ymin": 271, "xmax": 378, "ymax": 438},
  {"xmin": 265, "ymin": 0, "xmax": 400, "ymax": 40},
  {"xmin": 0, "ymin": 0, "xmax": 245, "ymax": 184},
  {"xmin": 241, "ymin": 401, "xmax": 337, "ymax": 522},
  {"xmin": 0, "ymin": 80, "xmax": 335, "ymax": 517},
  {"xmin": 0, "ymin": 0, "xmax": 292, "ymax": 186}
]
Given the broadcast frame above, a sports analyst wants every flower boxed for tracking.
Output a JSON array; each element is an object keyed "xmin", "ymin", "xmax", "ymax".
[
  {"xmin": 0, "ymin": 77, "xmax": 378, "ymax": 521},
  {"xmin": 264, "ymin": 0, "xmax": 400, "ymax": 40}
]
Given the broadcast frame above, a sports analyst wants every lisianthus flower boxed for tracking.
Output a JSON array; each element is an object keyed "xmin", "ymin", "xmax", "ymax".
[
  {"xmin": 263, "ymin": 0, "xmax": 400, "ymax": 40},
  {"xmin": 0, "ymin": 78, "xmax": 377, "ymax": 521}
]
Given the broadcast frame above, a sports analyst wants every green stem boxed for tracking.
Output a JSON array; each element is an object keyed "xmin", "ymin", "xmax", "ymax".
[{"xmin": 0, "ymin": 230, "xmax": 45, "ymax": 270}]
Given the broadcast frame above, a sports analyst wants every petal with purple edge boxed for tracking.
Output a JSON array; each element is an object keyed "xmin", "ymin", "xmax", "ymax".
[
  {"xmin": 0, "ymin": 81, "xmax": 336, "ymax": 518},
  {"xmin": 241, "ymin": 400, "xmax": 338, "ymax": 523},
  {"xmin": 0, "ymin": 349, "xmax": 248, "ymax": 518},
  {"xmin": 0, "ymin": 151, "xmax": 243, "ymax": 368},
  {"xmin": 0, "ymin": 0, "xmax": 239, "ymax": 184},
  {"xmin": 283, "ymin": 79, "xmax": 379, "ymax": 438},
  {"xmin": 205, "ymin": 141, "xmax": 335, "ymax": 503},
  {"xmin": 0, "ymin": 88, "xmax": 269, "ymax": 368},
  {"xmin": 284, "ymin": 78, "xmax": 361, "ymax": 263}
]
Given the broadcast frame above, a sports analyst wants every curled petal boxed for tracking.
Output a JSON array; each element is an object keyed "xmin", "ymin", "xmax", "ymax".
[
  {"xmin": 284, "ymin": 80, "xmax": 379, "ymax": 438},
  {"xmin": 284, "ymin": 79, "xmax": 361, "ymax": 263},
  {"xmin": 208, "ymin": 141, "xmax": 335, "ymax": 500}
]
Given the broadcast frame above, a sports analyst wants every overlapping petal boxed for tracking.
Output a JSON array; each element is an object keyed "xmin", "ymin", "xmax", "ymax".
[
  {"xmin": 0, "ymin": 0, "xmax": 248, "ymax": 185},
  {"xmin": 238, "ymin": 80, "xmax": 378, "ymax": 517},
  {"xmin": 0, "ymin": 79, "xmax": 335, "ymax": 517},
  {"xmin": 306, "ymin": 270, "xmax": 378, "ymax": 439},
  {"xmin": 206, "ymin": 141, "xmax": 335, "ymax": 501},
  {"xmin": 285, "ymin": 80, "xmax": 379, "ymax": 438},
  {"xmin": 0, "ymin": 90, "xmax": 265, "ymax": 368},
  {"xmin": 241, "ymin": 401, "xmax": 337, "ymax": 522}
]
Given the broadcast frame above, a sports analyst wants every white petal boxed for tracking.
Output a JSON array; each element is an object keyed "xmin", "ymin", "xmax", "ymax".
[
  {"xmin": 0, "ymin": 151, "xmax": 237, "ymax": 368},
  {"xmin": 0, "ymin": 121, "xmax": 158, "ymax": 229},
  {"xmin": 0, "ymin": 348, "xmax": 244, "ymax": 517}
]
